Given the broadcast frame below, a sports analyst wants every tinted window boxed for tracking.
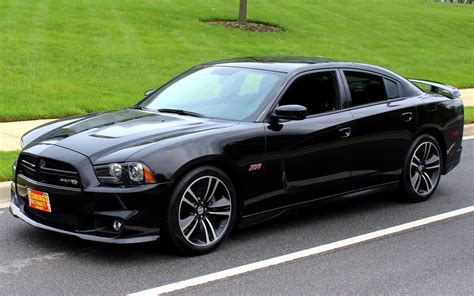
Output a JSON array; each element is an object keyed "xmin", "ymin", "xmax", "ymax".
[
  {"xmin": 384, "ymin": 79, "xmax": 400, "ymax": 99},
  {"xmin": 279, "ymin": 72, "xmax": 338, "ymax": 116},
  {"xmin": 344, "ymin": 71, "xmax": 387, "ymax": 106}
]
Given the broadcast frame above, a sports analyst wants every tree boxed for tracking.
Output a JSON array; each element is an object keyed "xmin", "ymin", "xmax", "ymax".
[{"xmin": 238, "ymin": 0, "xmax": 247, "ymax": 25}]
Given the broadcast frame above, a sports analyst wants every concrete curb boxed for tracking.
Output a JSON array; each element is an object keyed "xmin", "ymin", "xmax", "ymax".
[
  {"xmin": 0, "ymin": 181, "xmax": 11, "ymax": 208},
  {"xmin": 464, "ymin": 123, "xmax": 474, "ymax": 137}
]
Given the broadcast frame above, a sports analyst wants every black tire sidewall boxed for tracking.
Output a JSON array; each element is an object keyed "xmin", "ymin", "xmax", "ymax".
[
  {"xmin": 401, "ymin": 134, "xmax": 442, "ymax": 202},
  {"xmin": 163, "ymin": 166, "xmax": 237, "ymax": 255}
]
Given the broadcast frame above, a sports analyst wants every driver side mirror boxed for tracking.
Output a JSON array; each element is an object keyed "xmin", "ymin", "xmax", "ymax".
[
  {"xmin": 144, "ymin": 89, "xmax": 155, "ymax": 97},
  {"xmin": 271, "ymin": 104, "xmax": 307, "ymax": 121}
]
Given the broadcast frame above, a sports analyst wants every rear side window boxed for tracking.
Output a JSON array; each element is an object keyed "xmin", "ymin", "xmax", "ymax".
[
  {"xmin": 384, "ymin": 79, "xmax": 400, "ymax": 99},
  {"xmin": 344, "ymin": 71, "xmax": 387, "ymax": 106}
]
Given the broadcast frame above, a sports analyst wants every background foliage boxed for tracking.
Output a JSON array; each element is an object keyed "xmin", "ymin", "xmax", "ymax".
[{"xmin": 0, "ymin": 0, "xmax": 472, "ymax": 121}]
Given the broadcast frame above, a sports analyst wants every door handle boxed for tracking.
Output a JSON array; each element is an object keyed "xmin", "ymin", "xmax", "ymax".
[
  {"xmin": 402, "ymin": 112, "xmax": 413, "ymax": 122},
  {"xmin": 338, "ymin": 127, "xmax": 351, "ymax": 138}
]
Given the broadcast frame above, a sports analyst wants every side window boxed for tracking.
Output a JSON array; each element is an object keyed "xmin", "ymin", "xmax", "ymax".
[
  {"xmin": 344, "ymin": 71, "xmax": 387, "ymax": 106},
  {"xmin": 279, "ymin": 72, "xmax": 338, "ymax": 116},
  {"xmin": 384, "ymin": 78, "xmax": 400, "ymax": 99}
]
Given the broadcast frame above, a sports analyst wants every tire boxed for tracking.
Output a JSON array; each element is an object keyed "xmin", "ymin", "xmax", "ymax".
[
  {"xmin": 163, "ymin": 166, "xmax": 237, "ymax": 255},
  {"xmin": 400, "ymin": 134, "xmax": 443, "ymax": 202}
]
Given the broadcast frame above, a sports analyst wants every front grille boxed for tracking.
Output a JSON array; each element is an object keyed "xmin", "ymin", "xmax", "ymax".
[
  {"xmin": 19, "ymin": 154, "xmax": 38, "ymax": 180},
  {"xmin": 18, "ymin": 154, "xmax": 81, "ymax": 188}
]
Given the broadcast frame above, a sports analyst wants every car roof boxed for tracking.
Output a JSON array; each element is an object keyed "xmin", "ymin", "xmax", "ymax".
[
  {"xmin": 199, "ymin": 56, "xmax": 389, "ymax": 74},
  {"xmin": 198, "ymin": 56, "xmax": 423, "ymax": 97}
]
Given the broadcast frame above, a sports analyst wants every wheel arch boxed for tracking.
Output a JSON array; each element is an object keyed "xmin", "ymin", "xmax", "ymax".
[
  {"xmin": 170, "ymin": 156, "xmax": 245, "ymax": 217},
  {"xmin": 412, "ymin": 126, "xmax": 447, "ymax": 171}
]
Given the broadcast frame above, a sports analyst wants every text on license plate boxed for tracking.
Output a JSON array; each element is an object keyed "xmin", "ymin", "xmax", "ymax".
[{"xmin": 27, "ymin": 188, "xmax": 52, "ymax": 213}]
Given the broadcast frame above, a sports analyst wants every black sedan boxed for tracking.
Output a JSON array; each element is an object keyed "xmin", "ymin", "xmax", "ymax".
[{"xmin": 10, "ymin": 57, "xmax": 464, "ymax": 255}]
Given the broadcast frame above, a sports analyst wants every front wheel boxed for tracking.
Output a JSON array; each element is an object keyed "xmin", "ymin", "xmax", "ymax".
[
  {"xmin": 400, "ymin": 134, "xmax": 442, "ymax": 202},
  {"xmin": 163, "ymin": 166, "xmax": 236, "ymax": 255}
]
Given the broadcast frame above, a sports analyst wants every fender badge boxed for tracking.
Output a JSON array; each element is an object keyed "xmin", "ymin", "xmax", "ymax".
[{"xmin": 249, "ymin": 163, "xmax": 262, "ymax": 172}]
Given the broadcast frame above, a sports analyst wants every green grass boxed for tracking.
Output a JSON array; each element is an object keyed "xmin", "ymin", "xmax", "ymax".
[
  {"xmin": 0, "ymin": 150, "xmax": 19, "ymax": 181},
  {"xmin": 0, "ymin": 0, "xmax": 472, "ymax": 121},
  {"xmin": 465, "ymin": 107, "xmax": 474, "ymax": 124}
]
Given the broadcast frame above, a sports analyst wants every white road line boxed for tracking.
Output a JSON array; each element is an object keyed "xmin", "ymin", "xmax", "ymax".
[
  {"xmin": 463, "ymin": 136, "xmax": 474, "ymax": 140},
  {"xmin": 0, "ymin": 202, "xmax": 10, "ymax": 209},
  {"xmin": 129, "ymin": 206, "xmax": 474, "ymax": 296}
]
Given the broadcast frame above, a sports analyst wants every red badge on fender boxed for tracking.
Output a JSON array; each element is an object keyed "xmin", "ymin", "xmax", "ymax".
[{"xmin": 249, "ymin": 163, "xmax": 262, "ymax": 171}]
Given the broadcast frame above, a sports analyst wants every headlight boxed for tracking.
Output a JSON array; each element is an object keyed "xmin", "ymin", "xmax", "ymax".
[{"xmin": 94, "ymin": 162, "xmax": 156, "ymax": 185}]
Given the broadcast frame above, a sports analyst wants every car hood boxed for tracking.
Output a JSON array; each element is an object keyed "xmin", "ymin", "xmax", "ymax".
[{"xmin": 24, "ymin": 109, "xmax": 237, "ymax": 163}]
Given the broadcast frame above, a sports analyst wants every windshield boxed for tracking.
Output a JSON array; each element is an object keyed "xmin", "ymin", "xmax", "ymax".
[{"xmin": 141, "ymin": 66, "xmax": 285, "ymax": 121}]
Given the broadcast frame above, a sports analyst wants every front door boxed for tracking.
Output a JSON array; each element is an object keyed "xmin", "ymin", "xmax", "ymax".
[{"xmin": 247, "ymin": 70, "xmax": 355, "ymax": 213}]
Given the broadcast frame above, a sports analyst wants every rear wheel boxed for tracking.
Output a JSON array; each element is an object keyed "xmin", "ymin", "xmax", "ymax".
[
  {"xmin": 401, "ymin": 134, "xmax": 442, "ymax": 202},
  {"xmin": 163, "ymin": 166, "xmax": 236, "ymax": 255}
]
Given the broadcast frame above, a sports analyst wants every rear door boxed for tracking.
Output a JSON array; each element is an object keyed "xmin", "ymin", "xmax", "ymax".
[{"xmin": 341, "ymin": 69, "xmax": 417, "ymax": 186}]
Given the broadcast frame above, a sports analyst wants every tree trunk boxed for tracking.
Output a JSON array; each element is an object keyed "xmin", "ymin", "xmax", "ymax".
[{"xmin": 238, "ymin": 0, "xmax": 247, "ymax": 25}]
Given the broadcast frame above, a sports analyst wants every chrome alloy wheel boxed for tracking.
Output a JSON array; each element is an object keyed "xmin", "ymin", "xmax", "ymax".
[
  {"xmin": 410, "ymin": 141, "xmax": 441, "ymax": 196},
  {"xmin": 178, "ymin": 176, "xmax": 232, "ymax": 247}
]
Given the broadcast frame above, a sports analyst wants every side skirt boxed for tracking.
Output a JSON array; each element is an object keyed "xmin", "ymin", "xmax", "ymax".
[{"xmin": 238, "ymin": 181, "xmax": 399, "ymax": 228}]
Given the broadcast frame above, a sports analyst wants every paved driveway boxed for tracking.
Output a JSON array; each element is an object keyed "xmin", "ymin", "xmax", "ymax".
[{"xmin": 0, "ymin": 139, "xmax": 473, "ymax": 295}]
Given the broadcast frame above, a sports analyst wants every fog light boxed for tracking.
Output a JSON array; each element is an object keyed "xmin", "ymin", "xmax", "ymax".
[{"xmin": 113, "ymin": 220, "xmax": 123, "ymax": 231}]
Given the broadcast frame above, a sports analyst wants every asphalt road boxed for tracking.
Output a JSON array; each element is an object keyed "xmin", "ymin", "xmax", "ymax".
[{"xmin": 0, "ymin": 139, "xmax": 472, "ymax": 295}]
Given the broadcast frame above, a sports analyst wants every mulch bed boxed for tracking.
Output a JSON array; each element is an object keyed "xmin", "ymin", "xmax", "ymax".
[{"xmin": 205, "ymin": 20, "xmax": 283, "ymax": 32}]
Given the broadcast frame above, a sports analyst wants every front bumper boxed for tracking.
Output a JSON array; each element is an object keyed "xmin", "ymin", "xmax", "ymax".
[
  {"xmin": 11, "ymin": 144, "xmax": 172, "ymax": 244},
  {"xmin": 10, "ymin": 180, "xmax": 167, "ymax": 244},
  {"xmin": 10, "ymin": 191, "xmax": 159, "ymax": 244}
]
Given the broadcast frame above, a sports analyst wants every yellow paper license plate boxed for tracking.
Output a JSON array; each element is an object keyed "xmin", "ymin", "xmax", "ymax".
[{"xmin": 27, "ymin": 188, "xmax": 52, "ymax": 213}]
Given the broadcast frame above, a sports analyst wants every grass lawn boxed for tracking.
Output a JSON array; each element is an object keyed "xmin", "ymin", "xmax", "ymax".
[
  {"xmin": 0, "ymin": 0, "xmax": 472, "ymax": 121},
  {"xmin": 0, "ymin": 150, "xmax": 18, "ymax": 182},
  {"xmin": 465, "ymin": 107, "xmax": 474, "ymax": 124}
]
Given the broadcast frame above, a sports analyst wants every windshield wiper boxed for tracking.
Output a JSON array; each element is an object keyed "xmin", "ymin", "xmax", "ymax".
[{"xmin": 157, "ymin": 108, "xmax": 206, "ymax": 118}]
